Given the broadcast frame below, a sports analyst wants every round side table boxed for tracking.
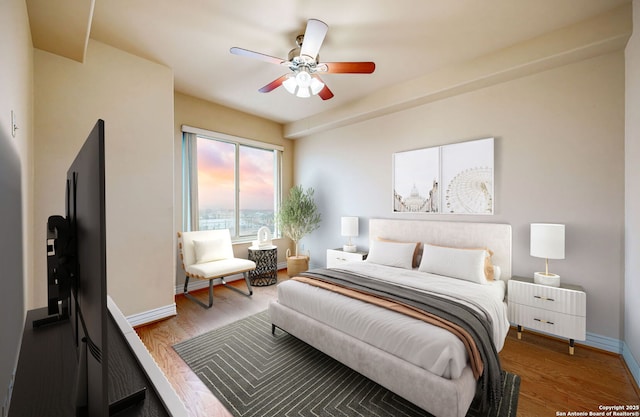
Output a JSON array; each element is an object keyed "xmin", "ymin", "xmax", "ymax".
[{"xmin": 248, "ymin": 245, "xmax": 278, "ymax": 286}]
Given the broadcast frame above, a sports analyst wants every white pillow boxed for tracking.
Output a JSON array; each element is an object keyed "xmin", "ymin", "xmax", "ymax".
[
  {"xmin": 366, "ymin": 240, "xmax": 416, "ymax": 269},
  {"xmin": 193, "ymin": 238, "xmax": 228, "ymax": 263},
  {"xmin": 418, "ymin": 244, "xmax": 488, "ymax": 284}
]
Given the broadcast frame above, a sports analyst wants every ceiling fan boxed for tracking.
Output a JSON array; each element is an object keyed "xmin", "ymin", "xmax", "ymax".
[{"xmin": 230, "ymin": 19, "xmax": 375, "ymax": 100}]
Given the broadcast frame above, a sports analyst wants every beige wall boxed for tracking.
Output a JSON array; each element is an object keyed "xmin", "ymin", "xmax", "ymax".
[
  {"xmin": 294, "ymin": 51, "xmax": 625, "ymax": 340},
  {"xmin": 0, "ymin": 0, "xmax": 34, "ymax": 314},
  {"xmin": 173, "ymin": 92, "xmax": 294, "ymax": 287},
  {"xmin": 33, "ymin": 39, "xmax": 175, "ymax": 317},
  {"xmin": 625, "ymin": 0, "xmax": 640, "ymax": 378},
  {"xmin": 0, "ymin": 0, "xmax": 33, "ymax": 408}
]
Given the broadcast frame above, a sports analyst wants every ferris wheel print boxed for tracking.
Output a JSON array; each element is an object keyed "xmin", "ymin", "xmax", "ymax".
[{"xmin": 445, "ymin": 167, "xmax": 493, "ymax": 214}]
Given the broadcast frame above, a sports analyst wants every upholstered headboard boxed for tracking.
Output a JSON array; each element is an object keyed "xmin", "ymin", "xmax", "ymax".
[{"xmin": 369, "ymin": 219, "xmax": 512, "ymax": 280}]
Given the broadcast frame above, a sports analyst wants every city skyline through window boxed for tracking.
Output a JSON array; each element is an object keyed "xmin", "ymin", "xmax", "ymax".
[{"xmin": 195, "ymin": 135, "xmax": 278, "ymax": 238}]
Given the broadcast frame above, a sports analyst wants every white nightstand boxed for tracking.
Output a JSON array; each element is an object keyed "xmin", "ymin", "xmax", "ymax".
[
  {"xmin": 326, "ymin": 248, "xmax": 367, "ymax": 268},
  {"xmin": 508, "ymin": 276, "xmax": 586, "ymax": 355}
]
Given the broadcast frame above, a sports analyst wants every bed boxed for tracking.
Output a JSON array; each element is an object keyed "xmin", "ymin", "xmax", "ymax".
[{"xmin": 268, "ymin": 219, "xmax": 512, "ymax": 417}]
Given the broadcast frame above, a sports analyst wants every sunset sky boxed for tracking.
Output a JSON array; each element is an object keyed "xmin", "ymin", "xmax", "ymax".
[{"xmin": 197, "ymin": 137, "xmax": 274, "ymax": 211}]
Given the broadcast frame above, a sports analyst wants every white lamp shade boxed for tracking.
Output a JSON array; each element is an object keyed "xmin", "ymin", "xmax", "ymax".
[
  {"xmin": 296, "ymin": 87, "xmax": 311, "ymax": 98},
  {"xmin": 310, "ymin": 77, "xmax": 325, "ymax": 95},
  {"xmin": 295, "ymin": 71, "xmax": 312, "ymax": 88},
  {"xmin": 530, "ymin": 223, "xmax": 565, "ymax": 260},
  {"xmin": 282, "ymin": 76, "xmax": 297, "ymax": 94},
  {"xmin": 283, "ymin": 70, "xmax": 325, "ymax": 98},
  {"xmin": 341, "ymin": 217, "xmax": 359, "ymax": 237}
]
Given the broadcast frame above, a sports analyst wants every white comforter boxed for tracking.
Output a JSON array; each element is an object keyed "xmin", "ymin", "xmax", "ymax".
[{"xmin": 275, "ymin": 261, "xmax": 509, "ymax": 380}]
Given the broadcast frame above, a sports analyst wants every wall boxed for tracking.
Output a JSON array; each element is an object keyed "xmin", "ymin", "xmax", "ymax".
[
  {"xmin": 0, "ymin": 0, "xmax": 33, "ymax": 412},
  {"xmin": 294, "ymin": 52, "xmax": 625, "ymax": 341},
  {"xmin": 173, "ymin": 92, "xmax": 294, "ymax": 288},
  {"xmin": 33, "ymin": 39, "xmax": 175, "ymax": 317},
  {"xmin": 625, "ymin": 0, "xmax": 640, "ymax": 384}
]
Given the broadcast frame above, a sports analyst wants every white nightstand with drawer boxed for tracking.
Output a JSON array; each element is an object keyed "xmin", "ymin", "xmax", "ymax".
[
  {"xmin": 508, "ymin": 276, "xmax": 586, "ymax": 355},
  {"xmin": 326, "ymin": 248, "xmax": 367, "ymax": 268}
]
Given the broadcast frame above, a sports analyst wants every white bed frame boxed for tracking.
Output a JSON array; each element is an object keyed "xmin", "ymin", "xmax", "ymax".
[{"xmin": 269, "ymin": 219, "xmax": 512, "ymax": 417}]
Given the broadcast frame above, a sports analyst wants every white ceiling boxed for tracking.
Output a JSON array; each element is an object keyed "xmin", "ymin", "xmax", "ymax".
[{"xmin": 30, "ymin": 0, "xmax": 630, "ymax": 125}]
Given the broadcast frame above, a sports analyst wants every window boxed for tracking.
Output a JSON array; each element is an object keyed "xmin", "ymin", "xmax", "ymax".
[{"xmin": 182, "ymin": 126, "xmax": 282, "ymax": 241}]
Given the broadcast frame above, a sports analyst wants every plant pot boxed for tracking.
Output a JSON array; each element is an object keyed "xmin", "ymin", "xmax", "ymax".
[{"xmin": 286, "ymin": 249, "xmax": 309, "ymax": 277}]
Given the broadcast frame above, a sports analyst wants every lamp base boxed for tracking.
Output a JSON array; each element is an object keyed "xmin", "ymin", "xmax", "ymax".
[
  {"xmin": 534, "ymin": 272, "xmax": 560, "ymax": 287},
  {"xmin": 343, "ymin": 244, "xmax": 357, "ymax": 253}
]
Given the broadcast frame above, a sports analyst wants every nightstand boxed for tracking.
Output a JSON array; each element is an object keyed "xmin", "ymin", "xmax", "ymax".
[
  {"xmin": 508, "ymin": 276, "xmax": 586, "ymax": 355},
  {"xmin": 326, "ymin": 248, "xmax": 367, "ymax": 268}
]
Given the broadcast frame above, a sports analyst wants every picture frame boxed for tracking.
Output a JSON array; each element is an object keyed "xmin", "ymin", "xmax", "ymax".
[
  {"xmin": 392, "ymin": 137, "xmax": 494, "ymax": 215},
  {"xmin": 393, "ymin": 146, "xmax": 440, "ymax": 213}
]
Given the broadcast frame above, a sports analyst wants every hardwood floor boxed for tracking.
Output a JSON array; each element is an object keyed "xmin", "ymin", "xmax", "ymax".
[
  {"xmin": 135, "ymin": 271, "xmax": 639, "ymax": 417},
  {"xmin": 500, "ymin": 328, "xmax": 640, "ymax": 416}
]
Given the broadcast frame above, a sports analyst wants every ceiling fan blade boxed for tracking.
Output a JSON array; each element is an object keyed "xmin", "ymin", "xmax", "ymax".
[
  {"xmin": 258, "ymin": 74, "xmax": 289, "ymax": 93},
  {"xmin": 230, "ymin": 47, "xmax": 286, "ymax": 65},
  {"xmin": 318, "ymin": 84, "xmax": 334, "ymax": 100},
  {"xmin": 300, "ymin": 19, "xmax": 328, "ymax": 60},
  {"xmin": 320, "ymin": 62, "xmax": 376, "ymax": 74}
]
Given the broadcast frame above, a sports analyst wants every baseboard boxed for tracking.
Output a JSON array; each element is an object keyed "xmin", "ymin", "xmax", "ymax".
[
  {"xmin": 126, "ymin": 303, "xmax": 177, "ymax": 327},
  {"xmin": 583, "ymin": 331, "xmax": 624, "ymax": 354},
  {"xmin": 622, "ymin": 342, "xmax": 640, "ymax": 389}
]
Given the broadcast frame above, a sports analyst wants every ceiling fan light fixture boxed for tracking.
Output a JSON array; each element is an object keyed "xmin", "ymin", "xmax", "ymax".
[
  {"xmin": 310, "ymin": 77, "xmax": 325, "ymax": 95},
  {"xmin": 282, "ymin": 75, "xmax": 298, "ymax": 94},
  {"xmin": 282, "ymin": 69, "xmax": 324, "ymax": 98},
  {"xmin": 296, "ymin": 87, "xmax": 311, "ymax": 98},
  {"xmin": 295, "ymin": 70, "xmax": 312, "ymax": 88}
]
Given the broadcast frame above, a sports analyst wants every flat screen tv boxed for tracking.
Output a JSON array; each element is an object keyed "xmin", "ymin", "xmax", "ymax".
[
  {"xmin": 39, "ymin": 119, "xmax": 144, "ymax": 416},
  {"xmin": 68, "ymin": 118, "xmax": 108, "ymax": 416}
]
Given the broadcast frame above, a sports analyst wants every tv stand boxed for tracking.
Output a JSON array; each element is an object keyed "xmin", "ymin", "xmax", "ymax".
[
  {"xmin": 9, "ymin": 299, "xmax": 187, "ymax": 416},
  {"xmin": 32, "ymin": 299, "xmax": 70, "ymax": 328},
  {"xmin": 32, "ymin": 312, "xmax": 69, "ymax": 328},
  {"xmin": 109, "ymin": 387, "xmax": 146, "ymax": 416}
]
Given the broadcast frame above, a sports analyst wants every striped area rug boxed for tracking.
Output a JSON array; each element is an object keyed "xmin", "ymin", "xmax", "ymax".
[{"xmin": 173, "ymin": 310, "xmax": 520, "ymax": 417}]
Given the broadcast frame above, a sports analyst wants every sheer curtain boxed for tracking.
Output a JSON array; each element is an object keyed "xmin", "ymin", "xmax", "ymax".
[{"xmin": 182, "ymin": 132, "xmax": 198, "ymax": 232}]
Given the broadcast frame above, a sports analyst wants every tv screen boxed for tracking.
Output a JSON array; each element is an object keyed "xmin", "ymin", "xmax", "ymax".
[{"xmin": 67, "ymin": 119, "xmax": 108, "ymax": 416}]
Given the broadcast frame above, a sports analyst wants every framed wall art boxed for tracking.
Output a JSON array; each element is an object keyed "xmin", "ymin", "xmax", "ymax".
[
  {"xmin": 393, "ymin": 146, "xmax": 440, "ymax": 213},
  {"xmin": 392, "ymin": 137, "xmax": 494, "ymax": 215}
]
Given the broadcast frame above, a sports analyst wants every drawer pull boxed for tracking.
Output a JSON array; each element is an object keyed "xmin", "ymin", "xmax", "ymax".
[
  {"xmin": 533, "ymin": 295, "xmax": 555, "ymax": 302},
  {"xmin": 534, "ymin": 318, "xmax": 554, "ymax": 325}
]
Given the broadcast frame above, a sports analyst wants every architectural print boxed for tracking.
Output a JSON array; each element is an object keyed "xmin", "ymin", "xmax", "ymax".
[
  {"xmin": 393, "ymin": 146, "xmax": 440, "ymax": 213},
  {"xmin": 393, "ymin": 138, "xmax": 494, "ymax": 214}
]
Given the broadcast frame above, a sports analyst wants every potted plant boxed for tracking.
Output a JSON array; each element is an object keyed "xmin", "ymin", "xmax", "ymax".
[{"xmin": 276, "ymin": 185, "xmax": 322, "ymax": 276}]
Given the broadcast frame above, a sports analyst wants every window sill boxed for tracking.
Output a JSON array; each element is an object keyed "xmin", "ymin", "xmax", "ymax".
[{"xmin": 232, "ymin": 237, "xmax": 283, "ymax": 246}]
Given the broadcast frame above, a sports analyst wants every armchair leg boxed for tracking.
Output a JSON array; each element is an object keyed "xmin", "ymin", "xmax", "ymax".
[
  {"xmin": 183, "ymin": 276, "xmax": 214, "ymax": 309},
  {"xmin": 221, "ymin": 271, "xmax": 253, "ymax": 297},
  {"xmin": 183, "ymin": 272, "xmax": 253, "ymax": 309}
]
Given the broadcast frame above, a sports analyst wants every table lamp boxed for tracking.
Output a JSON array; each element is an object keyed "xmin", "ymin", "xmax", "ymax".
[
  {"xmin": 530, "ymin": 223, "xmax": 565, "ymax": 287},
  {"xmin": 341, "ymin": 217, "xmax": 358, "ymax": 253}
]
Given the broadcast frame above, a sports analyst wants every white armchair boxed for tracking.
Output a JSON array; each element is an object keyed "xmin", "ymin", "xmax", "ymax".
[{"xmin": 178, "ymin": 229, "xmax": 255, "ymax": 308}]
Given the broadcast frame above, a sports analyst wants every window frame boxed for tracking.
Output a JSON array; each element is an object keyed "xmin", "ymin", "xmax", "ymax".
[{"xmin": 182, "ymin": 125, "xmax": 283, "ymax": 243}]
